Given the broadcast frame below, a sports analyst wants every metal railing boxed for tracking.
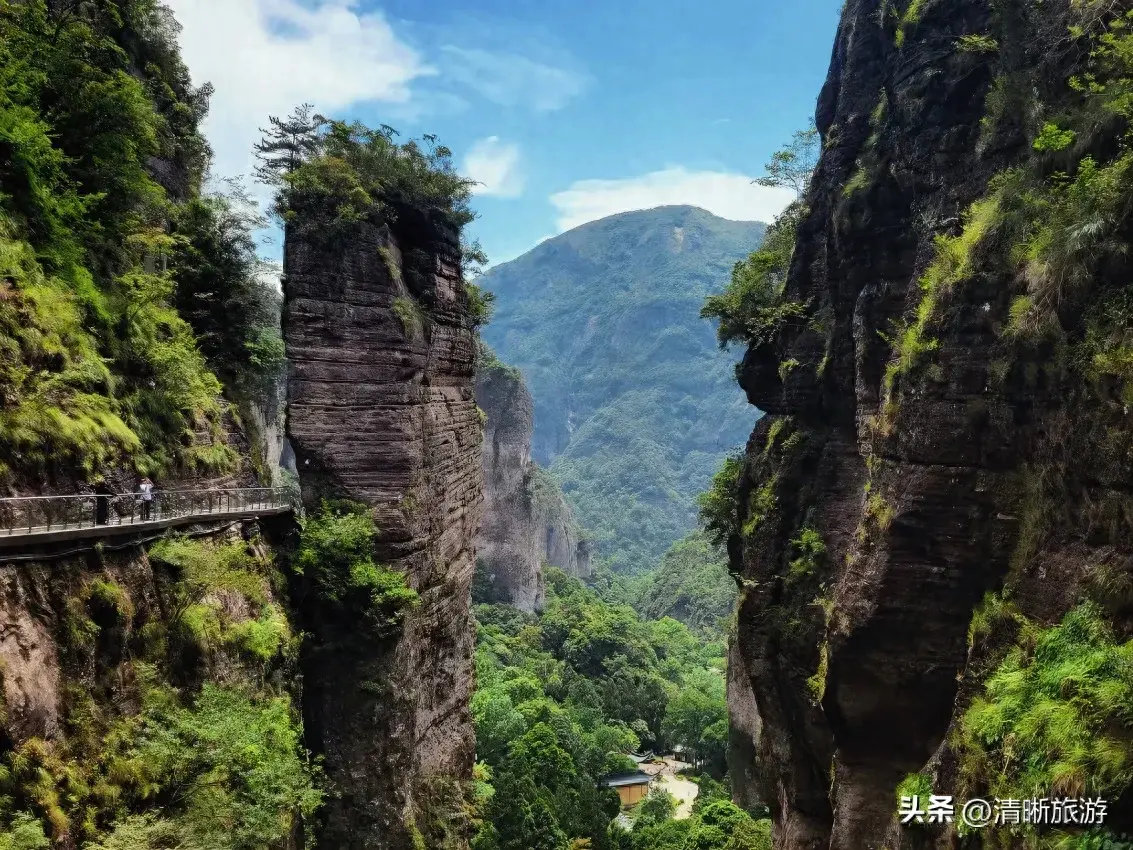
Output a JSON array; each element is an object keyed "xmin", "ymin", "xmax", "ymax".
[{"xmin": 0, "ymin": 487, "xmax": 291, "ymax": 537}]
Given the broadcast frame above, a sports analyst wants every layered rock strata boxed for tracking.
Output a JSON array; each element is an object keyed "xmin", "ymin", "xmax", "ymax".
[{"xmin": 284, "ymin": 208, "xmax": 482, "ymax": 849}]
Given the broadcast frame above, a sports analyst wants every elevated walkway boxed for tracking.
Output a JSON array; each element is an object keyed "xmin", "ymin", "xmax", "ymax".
[{"xmin": 0, "ymin": 488, "xmax": 292, "ymax": 548}]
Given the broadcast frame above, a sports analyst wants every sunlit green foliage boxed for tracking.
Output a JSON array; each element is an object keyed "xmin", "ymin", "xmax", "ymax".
[
  {"xmin": 0, "ymin": 813, "xmax": 49, "ymax": 850},
  {"xmin": 896, "ymin": 0, "xmax": 928, "ymax": 46},
  {"xmin": 88, "ymin": 685, "xmax": 322, "ymax": 850},
  {"xmin": 147, "ymin": 536, "xmax": 290, "ymax": 662},
  {"xmin": 701, "ymin": 203, "xmax": 806, "ymax": 350},
  {"xmin": 472, "ymin": 568, "xmax": 727, "ymax": 848},
  {"xmin": 956, "ymin": 33, "xmax": 1000, "ymax": 53},
  {"xmin": 752, "ymin": 121, "xmax": 820, "ymax": 199},
  {"xmin": 611, "ymin": 797, "xmax": 772, "ymax": 850},
  {"xmin": 883, "ymin": 192, "xmax": 1002, "ymax": 396},
  {"xmin": 0, "ymin": 0, "xmax": 256, "ymax": 477},
  {"xmin": 0, "ymin": 536, "xmax": 317, "ymax": 846},
  {"xmin": 267, "ymin": 113, "xmax": 476, "ymax": 235},
  {"xmin": 628, "ymin": 532, "xmax": 736, "ymax": 637},
  {"xmin": 295, "ymin": 501, "xmax": 419, "ymax": 639},
  {"xmin": 956, "ymin": 607, "xmax": 1133, "ymax": 847}
]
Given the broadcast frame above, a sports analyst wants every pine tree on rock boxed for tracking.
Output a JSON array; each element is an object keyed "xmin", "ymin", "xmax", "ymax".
[{"xmin": 254, "ymin": 103, "xmax": 324, "ymax": 183}]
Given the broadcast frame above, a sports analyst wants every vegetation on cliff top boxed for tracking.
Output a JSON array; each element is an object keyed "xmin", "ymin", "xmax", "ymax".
[{"xmin": 260, "ymin": 106, "xmax": 494, "ymax": 326}]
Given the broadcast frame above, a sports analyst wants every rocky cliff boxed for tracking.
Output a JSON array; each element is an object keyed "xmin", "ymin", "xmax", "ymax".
[
  {"xmin": 475, "ymin": 350, "xmax": 543, "ymax": 612},
  {"xmin": 285, "ymin": 204, "xmax": 482, "ymax": 848},
  {"xmin": 726, "ymin": 1, "xmax": 1133, "ymax": 847},
  {"xmin": 474, "ymin": 348, "xmax": 591, "ymax": 613},
  {"xmin": 0, "ymin": 514, "xmax": 313, "ymax": 849},
  {"xmin": 531, "ymin": 464, "xmax": 592, "ymax": 580}
]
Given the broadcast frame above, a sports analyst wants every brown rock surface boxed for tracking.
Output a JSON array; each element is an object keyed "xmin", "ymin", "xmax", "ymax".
[
  {"xmin": 474, "ymin": 351, "xmax": 593, "ymax": 612},
  {"xmin": 726, "ymin": 0, "xmax": 1133, "ymax": 847},
  {"xmin": 285, "ymin": 210, "xmax": 482, "ymax": 849}
]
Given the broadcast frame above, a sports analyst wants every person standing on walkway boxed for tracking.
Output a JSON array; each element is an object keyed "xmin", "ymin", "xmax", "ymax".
[
  {"xmin": 94, "ymin": 478, "xmax": 115, "ymax": 525},
  {"xmin": 139, "ymin": 476, "xmax": 154, "ymax": 521}
]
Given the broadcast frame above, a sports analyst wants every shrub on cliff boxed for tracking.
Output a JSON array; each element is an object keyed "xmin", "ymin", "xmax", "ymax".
[
  {"xmin": 68, "ymin": 684, "xmax": 322, "ymax": 850},
  {"xmin": 701, "ymin": 123, "xmax": 815, "ymax": 353},
  {"xmin": 701, "ymin": 202, "xmax": 807, "ymax": 350},
  {"xmin": 295, "ymin": 501, "xmax": 419, "ymax": 639},
  {"xmin": 698, "ymin": 453, "xmax": 745, "ymax": 545},
  {"xmin": 959, "ymin": 604, "xmax": 1133, "ymax": 801}
]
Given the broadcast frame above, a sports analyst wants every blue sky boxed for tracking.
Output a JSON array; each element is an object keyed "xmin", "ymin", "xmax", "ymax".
[{"xmin": 165, "ymin": 0, "xmax": 841, "ymax": 266}]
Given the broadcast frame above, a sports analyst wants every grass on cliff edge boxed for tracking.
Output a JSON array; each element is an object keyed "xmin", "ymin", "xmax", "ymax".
[{"xmin": 959, "ymin": 603, "xmax": 1133, "ymax": 805}]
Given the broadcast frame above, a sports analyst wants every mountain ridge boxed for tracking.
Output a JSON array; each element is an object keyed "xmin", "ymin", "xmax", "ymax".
[{"xmin": 480, "ymin": 204, "xmax": 766, "ymax": 572}]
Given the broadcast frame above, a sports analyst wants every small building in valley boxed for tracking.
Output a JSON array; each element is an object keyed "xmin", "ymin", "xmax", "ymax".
[{"xmin": 600, "ymin": 771, "xmax": 653, "ymax": 808}]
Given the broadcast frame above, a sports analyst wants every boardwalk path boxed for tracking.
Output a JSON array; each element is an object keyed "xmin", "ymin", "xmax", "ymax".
[{"xmin": 0, "ymin": 488, "xmax": 291, "ymax": 548}]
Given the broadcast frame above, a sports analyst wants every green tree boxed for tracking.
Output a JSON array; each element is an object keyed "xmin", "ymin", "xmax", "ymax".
[
  {"xmin": 700, "ymin": 203, "xmax": 806, "ymax": 350},
  {"xmin": 634, "ymin": 788, "xmax": 676, "ymax": 828},
  {"xmin": 254, "ymin": 103, "xmax": 325, "ymax": 183},
  {"xmin": 753, "ymin": 120, "xmax": 820, "ymax": 199},
  {"xmin": 661, "ymin": 669, "xmax": 727, "ymax": 767},
  {"xmin": 169, "ymin": 184, "xmax": 284, "ymax": 397}
]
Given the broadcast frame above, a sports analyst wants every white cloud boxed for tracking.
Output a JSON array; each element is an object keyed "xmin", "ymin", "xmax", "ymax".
[
  {"xmin": 550, "ymin": 167, "xmax": 796, "ymax": 231},
  {"xmin": 165, "ymin": 0, "xmax": 433, "ymax": 184},
  {"xmin": 462, "ymin": 136, "xmax": 524, "ymax": 197},
  {"xmin": 440, "ymin": 46, "xmax": 587, "ymax": 111}
]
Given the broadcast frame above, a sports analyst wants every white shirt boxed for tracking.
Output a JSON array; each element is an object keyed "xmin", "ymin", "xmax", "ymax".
[{"xmin": 139, "ymin": 482, "xmax": 153, "ymax": 500}]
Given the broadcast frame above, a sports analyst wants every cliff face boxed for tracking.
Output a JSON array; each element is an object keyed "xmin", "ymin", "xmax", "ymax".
[
  {"xmin": 284, "ymin": 210, "xmax": 482, "ymax": 848},
  {"xmin": 728, "ymin": 1, "xmax": 1133, "ymax": 847},
  {"xmin": 0, "ymin": 515, "xmax": 310, "ymax": 849},
  {"xmin": 475, "ymin": 352, "xmax": 592, "ymax": 612},
  {"xmin": 531, "ymin": 465, "xmax": 592, "ymax": 580},
  {"xmin": 475, "ymin": 355, "xmax": 543, "ymax": 612}
]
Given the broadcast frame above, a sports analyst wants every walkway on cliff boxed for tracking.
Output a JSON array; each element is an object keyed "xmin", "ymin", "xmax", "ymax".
[{"xmin": 0, "ymin": 487, "xmax": 292, "ymax": 548}]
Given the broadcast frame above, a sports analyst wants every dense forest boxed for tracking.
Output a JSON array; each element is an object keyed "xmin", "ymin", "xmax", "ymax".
[{"xmin": 471, "ymin": 568, "xmax": 771, "ymax": 850}]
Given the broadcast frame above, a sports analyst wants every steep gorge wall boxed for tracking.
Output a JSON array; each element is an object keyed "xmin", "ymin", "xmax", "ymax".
[
  {"xmin": 532, "ymin": 465, "xmax": 592, "ymax": 581},
  {"xmin": 727, "ymin": 1, "xmax": 1133, "ymax": 848},
  {"xmin": 0, "ymin": 516, "xmax": 303, "ymax": 849},
  {"xmin": 475, "ymin": 353, "xmax": 592, "ymax": 612},
  {"xmin": 284, "ymin": 210, "xmax": 482, "ymax": 848},
  {"xmin": 475, "ymin": 357, "xmax": 543, "ymax": 612}
]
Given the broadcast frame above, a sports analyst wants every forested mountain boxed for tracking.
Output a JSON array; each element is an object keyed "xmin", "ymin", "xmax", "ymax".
[
  {"xmin": 626, "ymin": 533, "xmax": 736, "ymax": 637},
  {"xmin": 480, "ymin": 206, "xmax": 765, "ymax": 572}
]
